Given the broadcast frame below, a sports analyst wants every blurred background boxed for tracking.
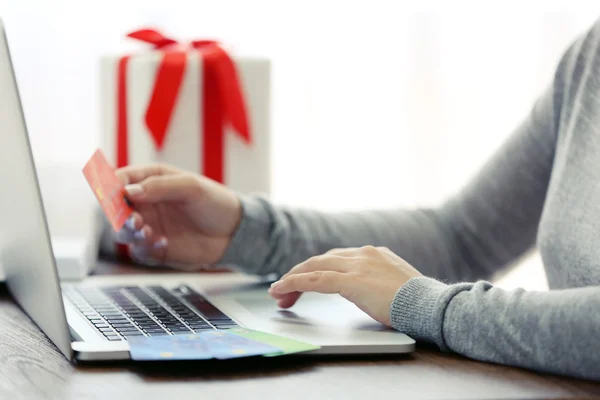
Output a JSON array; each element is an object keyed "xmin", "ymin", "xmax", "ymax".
[{"xmin": 2, "ymin": 0, "xmax": 600, "ymax": 287}]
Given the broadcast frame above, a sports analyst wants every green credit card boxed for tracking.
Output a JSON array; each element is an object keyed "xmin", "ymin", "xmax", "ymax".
[{"xmin": 227, "ymin": 327, "xmax": 320, "ymax": 357}]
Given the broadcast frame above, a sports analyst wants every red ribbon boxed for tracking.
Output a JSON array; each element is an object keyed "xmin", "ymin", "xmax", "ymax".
[{"xmin": 115, "ymin": 28, "xmax": 252, "ymax": 258}]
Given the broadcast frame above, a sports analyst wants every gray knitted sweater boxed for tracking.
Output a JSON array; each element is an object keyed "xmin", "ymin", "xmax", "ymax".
[{"xmin": 220, "ymin": 19, "xmax": 600, "ymax": 380}]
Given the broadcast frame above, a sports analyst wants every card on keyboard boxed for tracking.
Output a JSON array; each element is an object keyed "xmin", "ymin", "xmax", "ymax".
[
  {"xmin": 128, "ymin": 334, "xmax": 212, "ymax": 361},
  {"xmin": 82, "ymin": 149, "xmax": 132, "ymax": 231},
  {"xmin": 227, "ymin": 327, "xmax": 320, "ymax": 357},
  {"xmin": 127, "ymin": 331, "xmax": 282, "ymax": 361}
]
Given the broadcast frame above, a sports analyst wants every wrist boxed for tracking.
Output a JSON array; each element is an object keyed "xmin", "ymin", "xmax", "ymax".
[
  {"xmin": 390, "ymin": 277, "xmax": 471, "ymax": 350},
  {"xmin": 217, "ymin": 194, "xmax": 273, "ymax": 273}
]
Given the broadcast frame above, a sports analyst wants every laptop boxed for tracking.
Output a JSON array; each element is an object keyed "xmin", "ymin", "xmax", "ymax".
[{"xmin": 0, "ymin": 19, "xmax": 415, "ymax": 362}]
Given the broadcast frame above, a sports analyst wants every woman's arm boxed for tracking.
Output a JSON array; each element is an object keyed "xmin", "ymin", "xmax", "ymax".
[{"xmin": 218, "ymin": 18, "xmax": 600, "ymax": 381}]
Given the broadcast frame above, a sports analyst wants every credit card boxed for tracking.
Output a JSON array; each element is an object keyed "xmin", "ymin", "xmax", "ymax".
[
  {"xmin": 128, "ymin": 334, "xmax": 212, "ymax": 361},
  {"xmin": 127, "ymin": 331, "xmax": 282, "ymax": 361},
  {"xmin": 227, "ymin": 327, "xmax": 320, "ymax": 357},
  {"xmin": 201, "ymin": 330, "xmax": 282, "ymax": 360},
  {"xmin": 82, "ymin": 149, "xmax": 133, "ymax": 231}
]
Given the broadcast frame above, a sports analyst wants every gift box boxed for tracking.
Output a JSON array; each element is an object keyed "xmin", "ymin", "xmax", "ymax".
[{"xmin": 98, "ymin": 29, "xmax": 271, "ymax": 261}]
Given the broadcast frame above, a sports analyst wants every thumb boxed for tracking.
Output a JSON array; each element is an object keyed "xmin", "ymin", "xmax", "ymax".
[{"xmin": 124, "ymin": 174, "xmax": 200, "ymax": 203}]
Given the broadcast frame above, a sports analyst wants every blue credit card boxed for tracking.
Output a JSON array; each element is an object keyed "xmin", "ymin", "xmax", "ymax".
[
  {"xmin": 128, "ymin": 334, "xmax": 212, "ymax": 361},
  {"xmin": 128, "ymin": 331, "xmax": 281, "ymax": 361},
  {"xmin": 201, "ymin": 330, "xmax": 282, "ymax": 359}
]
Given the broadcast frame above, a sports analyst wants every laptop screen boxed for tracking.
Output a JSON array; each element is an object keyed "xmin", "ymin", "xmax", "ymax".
[{"xmin": 0, "ymin": 19, "xmax": 72, "ymax": 359}]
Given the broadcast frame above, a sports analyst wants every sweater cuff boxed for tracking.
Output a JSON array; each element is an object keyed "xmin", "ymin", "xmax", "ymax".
[
  {"xmin": 390, "ymin": 276, "xmax": 472, "ymax": 351},
  {"xmin": 216, "ymin": 195, "xmax": 273, "ymax": 274}
]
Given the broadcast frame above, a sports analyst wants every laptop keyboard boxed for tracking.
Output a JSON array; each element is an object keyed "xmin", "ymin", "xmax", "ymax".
[{"xmin": 63, "ymin": 285, "xmax": 238, "ymax": 341}]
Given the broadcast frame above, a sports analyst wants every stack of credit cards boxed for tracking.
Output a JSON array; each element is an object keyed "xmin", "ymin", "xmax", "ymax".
[{"xmin": 128, "ymin": 328, "xmax": 320, "ymax": 361}]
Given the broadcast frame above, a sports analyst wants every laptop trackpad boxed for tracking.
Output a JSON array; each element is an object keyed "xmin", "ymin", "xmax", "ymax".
[{"xmin": 228, "ymin": 289, "xmax": 385, "ymax": 331}]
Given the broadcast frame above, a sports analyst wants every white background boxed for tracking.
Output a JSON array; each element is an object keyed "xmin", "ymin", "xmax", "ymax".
[{"xmin": 2, "ymin": 1, "xmax": 600, "ymax": 289}]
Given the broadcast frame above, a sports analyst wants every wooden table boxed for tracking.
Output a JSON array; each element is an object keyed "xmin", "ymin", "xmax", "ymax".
[{"xmin": 1, "ymin": 261, "xmax": 599, "ymax": 400}]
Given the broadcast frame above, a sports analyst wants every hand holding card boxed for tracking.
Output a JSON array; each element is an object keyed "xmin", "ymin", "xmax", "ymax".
[{"xmin": 82, "ymin": 149, "xmax": 133, "ymax": 232}]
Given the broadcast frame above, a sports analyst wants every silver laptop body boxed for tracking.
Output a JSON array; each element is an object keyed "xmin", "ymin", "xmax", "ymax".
[{"xmin": 0, "ymin": 18, "xmax": 415, "ymax": 362}]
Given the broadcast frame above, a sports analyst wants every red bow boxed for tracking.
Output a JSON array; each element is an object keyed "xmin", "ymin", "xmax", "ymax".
[{"xmin": 116, "ymin": 28, "xmax": 252, "ymax": 183}]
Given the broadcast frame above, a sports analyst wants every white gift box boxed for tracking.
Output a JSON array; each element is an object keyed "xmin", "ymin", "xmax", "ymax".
[
  {"xmin": 98, "ymin": 42, "xmax": 271, "ymax": 257},
  {"xmin": 100, "ymin": 50, "xmax": 271, "ymax": 194}
]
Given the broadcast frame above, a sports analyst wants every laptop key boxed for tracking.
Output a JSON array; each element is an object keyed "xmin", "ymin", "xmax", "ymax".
[
  {"xmin": 137, "ymin": 325, "xmax": 160, "ymax": 330},
  {"xmin": 114, "ymin": 323, "xmax": 138, "ymax": 328},
  {"xmin": 126, "ymin": 313, "xmax": 148, "ymax": 319},
  {"xmin": 122, "ymin": 332, "xmax": 145, "ymax": 337},
  {"xmin": 116, "ymin": 326, "xmax": 141, "ymax": 332},
  {"xmin": 190, "ymin": 324, "xmax": 213, "ymax": 331},
  {"xmin": 137, "ymin": 319, "xmax": 158, "ymax": 325},
  {"xmin": 190, "ymin": 326, "xmax": 212, "ymax": 332},
  {"xmin": 144, "ymin": 328, "xmax": 167, "ymax": 333},
  {"xmin": 162, "ymin": 323, "xmax": 183, "ymax": 329},
  {"xmin": 104, "ymin": 333, "xmax": 121, "ymax": 338},
  {"xmin": 101, "ymin": 312, "xmax": 125, "ymax": 317},
  {"xmin": 170, "ymin": 326, "xmax": 192, "ymax": 331},
  {"xmin": 106, "ymin": 318, "xmax": 130, "ymax": 324},
  {"xmin": 147, "ymin": 331, "xmax": 171, "ymax": 336},
  {"xmin": 166, "ymin": 326, "xmax": 187, "ymax": 332},
  {"xmin": 139, "ymin": 325, "xmax": 161, "ymax": 331},
  {"xmin": 115, "ymin": 329, "xmax": 139, "ymax": 334},
  {"xmin": 135, "ymin": 319, "xmax": 157, "ymax": 324},
  {"xmin": 83, "ymin": 311, "xmax": 99, "ymax": 316}
]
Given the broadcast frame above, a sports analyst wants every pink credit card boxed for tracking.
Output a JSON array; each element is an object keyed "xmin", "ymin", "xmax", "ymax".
[{"xmin": 82, "ymin": 149, "xmax": 132, "ymax": 231}]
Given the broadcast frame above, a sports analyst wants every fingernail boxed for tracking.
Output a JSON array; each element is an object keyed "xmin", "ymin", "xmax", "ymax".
[
  {"xmin": 270, "ymin": 281, "xmax": 281, "ymax": 289},
  {"xmin": 125, "ymin": 216, "xmax": 136, "ymax": 230},
  {"xmin": 125, "ymin": 184, "xmax": 144, "ymax": 197},
  {"xmin": 134, "ymin": 229, "xmax": 145, "ymax": 240},
  {"xmin": 154, "ymin": 237, "xmax": 168, "ymax": 248}
]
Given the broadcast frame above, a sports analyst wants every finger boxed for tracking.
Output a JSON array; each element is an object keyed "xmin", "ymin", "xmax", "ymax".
[
  {"xmin": 277, "ymin": 293, "xmax": 302, "ymax": 308},
  {"xmin": 124, "ymin": 174, "xmax": 199, "ymax": 203},
  {"xmin": 374, "ymin": 246, "xmax": 394, "ymax": 255},
  {"xmin": 132, "ymin": 224, "xmax": 157, "ymax": 246},
  {"xmin": 325, "ymin": 247, "xmax": 361, "ymax": 256},
  {"xmin": 117, "ymin": 223, "xmax": 154, "ymax": 245},
  {"xmin": 116, "ymin": 163, "xmax": 178, "ymax": 186},
  {"xmin": 127, "ymin": 212, "xmax": 144, "ymax": 231},
  {"xmin": 129, "ymin": 238, "xmax": 168, "ymax": 266},
  {"xmin": 270, "ymin": 271, "xmax": 348, "ymax": 295},
  {"xmin": 113, "ymin": 213, "xmax": 143, "ymax": 243},
  {"xmin": 268, "ymin": 291, "xmax": 303, "ymax": 309},
  {"xmin": 280, "ymin": 255, "xmax": 351, "ymax": 280},
  {"xmin": 114, "ymin": 213, "xmax": 150, "ymax": 243}
]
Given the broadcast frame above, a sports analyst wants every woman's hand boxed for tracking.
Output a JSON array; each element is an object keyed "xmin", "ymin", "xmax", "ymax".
[
  {"xmin": 268, "ymin": 246, "xmax": 423, "ymax": 326},
  {"xmin": 113, "ymin": 163, "xmax": 242, "ymax": 270}
]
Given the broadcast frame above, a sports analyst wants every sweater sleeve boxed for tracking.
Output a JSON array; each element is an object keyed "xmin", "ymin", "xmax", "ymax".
[{"xmin": 390, "ymin": 277, "xmax": 600, "ymax": 381}]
